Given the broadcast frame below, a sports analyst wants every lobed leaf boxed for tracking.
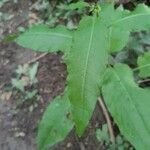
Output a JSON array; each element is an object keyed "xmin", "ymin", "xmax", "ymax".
[
  {"xmin": 16, "ymin": 25, "xmax": 73, "ymax": 53},
  {"xmin": 37, "ymin": 91, "xmax": 74, "ymax": 150},
  {"xmin": 67, "ymin": 15, "xmax": 108, "ymax": 136},
  {"xmin": 102, "ymin": 64, "xmax": 150, "ymax": 150},
  {"xmin": 137, "ymin": 52, "xmax": 150, "ymax": 78}
]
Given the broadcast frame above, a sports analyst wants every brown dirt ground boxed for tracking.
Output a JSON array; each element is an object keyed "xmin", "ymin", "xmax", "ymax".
[
  {"xmin": 0, "ymin": 1, "xmax": 106, "ymax": 150},
  {"xmin": 2, "ymin": 0, "xmax": 149, "ymax": 149}
]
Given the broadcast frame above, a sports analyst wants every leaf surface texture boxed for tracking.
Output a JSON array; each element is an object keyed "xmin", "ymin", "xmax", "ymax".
[
  {"xmin": 137, "ymin": 52, "xmax": 150, "ymax": 78},
  {"xmin": 102, "ymin": 64, "xmax": 150, "ymax": 150},
  {"xmin": 68, "ymin": 16, "xmax": 108, "ymax": 135},
  {"xmin": 37, "ymin": 92, "xmax": 73, "ymax": 150},
  {"xmin": 16, "ymin": 25, "xmax": 73, "ymax": 53}
]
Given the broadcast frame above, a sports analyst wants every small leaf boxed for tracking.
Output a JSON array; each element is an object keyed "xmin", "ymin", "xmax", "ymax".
[
  {"xmin": 16, "ymin": 64, "xmax": 29, "ymax": 76},
  {"xmin": 28, "ymin": 62, "xmax": 39, "ymax": 83},
  {"xmin": 66, "ymin": 1, "xmax": 89, "ymax": 10},
  {"xmin": 102, "ymin": 64, "xmax": 150, "ymax": 150},
  {"xmin": 137, "ymin": 52, "xmax": 150, "ymax": 78},
  {"xmin": 96, "ymin": 124, "xmax": 109, "ymax": 142},
  {"xmin": 37, "ymin": 91, "xmax": 74, "ymax": 150},
  {"xmin": 17, "ymin": 26, "xmax": 25, "ymax": 33},
  {"xmin": 25, "ymin": 90, "xmax": 38, "ymax": 100},
  {"xmin": 11, "ymin": 78, "xmax": 25, "ymax": 92},
  {"xmin": 4, "ymin": 34, "xmax": 18, "ymax": 42},
  {"xmin": 16, "ymin": 25, "xmax": 73, "ymax": 53}
]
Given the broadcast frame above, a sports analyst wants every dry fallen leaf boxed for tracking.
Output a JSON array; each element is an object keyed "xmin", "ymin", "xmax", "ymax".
[
  {"xmin": 1, "ymin": 91, "xmax": 12, "ymax": 101},
  {"xmin": 21, "ymin": 76, "xmax": 30, "ymax": 86},
  {"xmin": 28, "ymin": 12, "xmax": 38, "ymax": 25}
]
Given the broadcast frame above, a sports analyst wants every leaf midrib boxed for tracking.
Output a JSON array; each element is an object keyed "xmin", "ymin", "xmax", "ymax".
[
  {"xmin": 81, "ymin": 16, "xmax": 96, "ymax": 103},
  {"xmin": 111, "ymin": 13, "xmax": 150, "ymax": 26},
  {"xmin": 112, "ymin": 68, "xmax": 150, "ymax": 137},
  {"xmin": 108, "ymin": 27, "xmax": 112, "ymax": 52},
  {"xmin": 22, "ymin": 33, "xmax": 72, "ymax": 39}
]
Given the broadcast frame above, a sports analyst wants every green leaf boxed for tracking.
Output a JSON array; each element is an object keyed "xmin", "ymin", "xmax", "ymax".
[
  {"xmin": 4, "ymin": 34, "xmax": 18, "ymax": 42},
  {"xmin": 25, "ymin": 90, "xmax": 37, "ymax": 100},
  {"xmin": 64, "ymin": 1, "xmax": 89, "ymax": 10},
  {"xmin": 11, "ymin": 78, "xmax": 25, "ymax": 92},
  {"xmin": 96, "ymin": 124, "xmax": 109, "ymax": 142},
  {"xmin": 16, "ymin": 25, "xmax": 73, "ymax": 53},
  {"xmin": 99, "ymin": 4, "xmax": 128, "ymax": 52},
  {"xmin": 28, "ymin": 62, "xmax": 39, "ymax": 83},
  {"xmin": 108, "ymin": 27, "xmax": 130, "ymax": 53},
  {"xmin": 68, "ymin": 15, "xmax": 108, "ymax": 136},
  {"xmin": 16, "ymin": 64, "xmax": 29, "ymax": 76},
  {"xmin": 111, "ymin": 4, "xmax": 150, "ymax": 31},
  {"xmin": 37, "ymin": 91, "xmax": 74, "ymax": 150},
  {"xmin": 100, "ymin": 4, "xmax": 150, "ymax": 52},
  {"xmin": 137, "ymin": 52, "xmax": 150, "ymax": 78},
  {"xmin": 102, "ymin": 64, "xmax": 150, "ymax": 150}
]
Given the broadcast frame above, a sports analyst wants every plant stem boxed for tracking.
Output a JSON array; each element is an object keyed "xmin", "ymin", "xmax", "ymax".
[
  {"xmin": 27, "ymin": 52, "xmax": 48, "ymax": 64},
  {"xmin": 98, "ymin": 97, "xmax": 115, "ymax": 143},
  {"xmin": 138, "ymin": 78, "xmax": 150, "ymax": 84}
]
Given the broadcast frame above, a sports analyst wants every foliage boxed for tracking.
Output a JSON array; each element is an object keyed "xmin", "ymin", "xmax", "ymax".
[
  {"xmin": 102, "ymin": 64, "xmax": 150, "ymax": 150},
  {"xmin": 16, "ymin": 25, "xmax": 73, "ymax": 53},
  {"xmin": 96, "ymin": 124, "xmax": 109, "ymax": 142},
  {"xmin": 137, "ymin": 52, "xmax": 150, "ymax": 78},
  {"xmin": 11, "ymin": 63, "xmax": 39, "ymax": 102},
  {"xmin": 16, "ymin": 2, "xmax": 150, "ymax": 150},
  {"xmin": 37, "ymin": 90, "xmax": 73, "ymax": 150},
  {"xmin": 0, "ymin": 0, "xmax": 9, "ymax": 8},
  {"xmin": 0, "ymin": 0, "xmax": 17, "ymax": 21},
  {"xmin": 31, "ymin": 0, "xmax": 89, "ymax": 27},
  {"xmin": 96, "ymin": 124, "xmax": 132, "ymax": 150}
]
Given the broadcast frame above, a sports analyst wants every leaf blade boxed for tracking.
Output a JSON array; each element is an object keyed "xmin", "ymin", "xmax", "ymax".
[
  {"xmin": 137, "ymin": 52, "xmax": 150, "ymax": 78},
  {"xmin": 102, "ymin": 64, "xmax": 150, "ymax": 150},
  {"xmin": 112, "ymin": 4, "xmax": 150, "ymax": 31},
  {"xmin": 68, "ymin": 16, "xmax": 108, "ymax": 136},
  {"xmin": 101, "ymin": 4, "xmax": 150, "ymax": 52},
  {"xmin": 37, "ymin": 91, "xmax": 73, "ymax": 150},
  {"xmin": 16, "ymin": 25, "xmax": 73, "ymax": 53}
]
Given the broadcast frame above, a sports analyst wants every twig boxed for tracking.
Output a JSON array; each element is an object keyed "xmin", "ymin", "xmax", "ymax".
[
  {"xmin": 27, "ymin": 52, "xmax": 48, "ymax": 64},
  {"xmin": 98, "ymin": 97, "xmax": 115, "ymax": 143},
  {"xmin": 138, "ymin": 78, "xmax": 150, "ymax": 84}
]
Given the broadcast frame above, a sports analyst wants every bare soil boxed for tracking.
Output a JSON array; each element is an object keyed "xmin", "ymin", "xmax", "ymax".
[{"xmin": 0, "ymin": 1, "xmax": 106, "ymax": 150}]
